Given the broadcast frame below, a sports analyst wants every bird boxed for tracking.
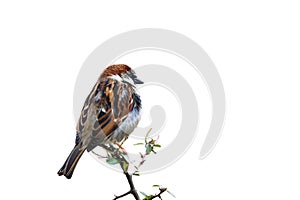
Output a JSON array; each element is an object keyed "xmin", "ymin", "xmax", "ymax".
[{"xmin": 58, "ymin": 64, "xmax": 143, "ymax": 179}]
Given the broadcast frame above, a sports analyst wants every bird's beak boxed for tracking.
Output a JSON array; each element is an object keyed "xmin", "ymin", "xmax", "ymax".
[{"xmin": 134, "ymin": 78, "xmax": 144, "ymax": 84}]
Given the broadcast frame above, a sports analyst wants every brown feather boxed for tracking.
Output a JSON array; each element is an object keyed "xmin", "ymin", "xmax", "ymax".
[{"xmin": 100, "ymin": 64, "xmax": 131, "ymax": 78}]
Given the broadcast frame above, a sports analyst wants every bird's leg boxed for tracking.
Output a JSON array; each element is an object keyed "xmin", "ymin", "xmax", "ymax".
[
  {"xmin": 115, "ymin": 142, "xmax": 125, "ymax": 149},
  {"xmin": 119, "ymin": 135, "xmax": 129, "ymax": 146},
  {"xmin": 114, "ymin": 143, "xmax": 127, "ymax": 155},
  {"xmin": 114, "ymin": 136, "xmax": 129, "ymax": 154}
]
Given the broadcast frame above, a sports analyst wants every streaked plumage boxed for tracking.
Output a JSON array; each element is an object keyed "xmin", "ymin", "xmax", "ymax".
[{"xmin": 58, "ymin": 64, "xmax": 143, "ymax": 179}]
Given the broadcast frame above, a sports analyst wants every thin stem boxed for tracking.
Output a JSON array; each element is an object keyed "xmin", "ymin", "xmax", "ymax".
[{"xmin": 113, "ymin": 191, "xmax": 131, "ymax": 200}]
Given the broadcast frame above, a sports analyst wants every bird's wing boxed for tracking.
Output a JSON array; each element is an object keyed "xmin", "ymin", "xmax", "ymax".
[
  {"xmin": 75, "ymin": 81, "xmax": 100, "ymax": 145},
  {"xmin": 91, "ymin": 78, "xmax": 134, "ymax": 138}
]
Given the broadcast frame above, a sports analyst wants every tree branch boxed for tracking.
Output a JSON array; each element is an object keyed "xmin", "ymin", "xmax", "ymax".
[
  {"xmin": 96, "ymin": 130, "xmax": 171, "ymax": 200},
  {"xmin": 113, "ymin": 172, "xmax": 141, "ymax": 200}
]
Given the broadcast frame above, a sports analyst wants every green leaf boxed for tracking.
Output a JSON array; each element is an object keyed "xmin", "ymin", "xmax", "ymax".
[
  {"xmin": 145, "ymin": 144, "xmax": 153, "ymax": 154},
  {"xmin": 106, "ymin": 157, "xmax": 119, "ymax": 165},
  {"xmin": 140, "ymin": 191, "xmax": 148, "ymax": 197},
  {"xmin": 122, "ymin": 162, "xmax": 128, "ymax": 173},
  {"xmin": 145, "ymin": 128, "xmax": 152, "ymax": 142},
  {"xmin": 144, "ymin": 195, "xmax": 153, "ymax": 200},
  {"xmin": 167, "ymin": 190, "xmax": 176, "ymax": 198},
  {"xmin": 152, "ymin": 184, "xmax": 160, "ymax": 187},
  {"xmin": 134, "ymin": 142, "xmax": 144, "ymax": 145},
  {"xmin": 154, "ymin": 144, "xmax": 161, "ymax": 148},
  {"xmin": 133, "ymin": 172, "xmax": 140, "ymax": 176},
  {"xmin": 149, "ymin": 139, "xmax": 155, "ymax": 144}
]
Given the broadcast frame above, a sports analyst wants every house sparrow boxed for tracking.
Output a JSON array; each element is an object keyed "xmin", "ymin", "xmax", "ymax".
[{"xmin": 58, "ymin": 64, "xmax": 143, "ymax": 179}]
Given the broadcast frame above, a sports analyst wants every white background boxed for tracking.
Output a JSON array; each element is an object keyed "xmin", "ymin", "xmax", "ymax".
[{"xmin": 1, "ymin": 1, "xmax": 300, "ymax": 199}]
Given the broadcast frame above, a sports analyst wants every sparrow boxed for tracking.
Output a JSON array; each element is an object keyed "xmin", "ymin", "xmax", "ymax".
[{"xmin": 58, "ymin": 64, "xmax": 143, "ymax": 179}]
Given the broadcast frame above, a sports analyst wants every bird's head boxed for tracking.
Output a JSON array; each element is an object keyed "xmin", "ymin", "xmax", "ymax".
[{"xmin": 101, "ymin": 64, "xmax": 144, "ymax": 85}]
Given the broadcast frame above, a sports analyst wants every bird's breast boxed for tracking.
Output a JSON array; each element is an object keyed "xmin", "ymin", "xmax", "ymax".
[{"xmin": 111, "ymin": 103, "xmax": 141, "ymax": 142}]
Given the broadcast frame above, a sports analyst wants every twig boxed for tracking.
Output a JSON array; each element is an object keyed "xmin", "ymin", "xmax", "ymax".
[
  {"xmin": 91, "ymin": 150, "xmax": 108, "ymax": 158},
  {"xmin": 148, "ymin": 188, "xmax": 168, "ymax": 200},
  {"xmin": 113, "ymin": 191, "xmax": 131, "ymax": 199},
  {"xmin": 113, "ymin": 172, "xmax": 141, "ymax": 200}
]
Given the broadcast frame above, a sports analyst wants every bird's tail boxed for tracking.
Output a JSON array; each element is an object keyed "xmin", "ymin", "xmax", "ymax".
[{"xmin": 57, "ymin": 144, "xmax": 86, "ymax": 179}]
